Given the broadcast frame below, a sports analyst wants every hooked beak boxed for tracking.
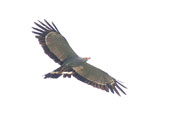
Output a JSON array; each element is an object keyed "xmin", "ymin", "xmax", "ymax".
[{"xmin": 83, "ymin": 57, "xmax": 91, "ymax": 61}]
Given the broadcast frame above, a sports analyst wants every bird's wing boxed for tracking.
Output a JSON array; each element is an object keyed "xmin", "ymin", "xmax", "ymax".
[
  {"xmin": 72, "ymin": 63, "xmax": 127, "ymax": 96},
  {"xmin": 32, "ymin": 20, "xmax": 78, "ymax": 65}
]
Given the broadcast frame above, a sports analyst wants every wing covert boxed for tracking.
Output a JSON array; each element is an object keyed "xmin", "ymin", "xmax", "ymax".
[{"xmin": 72, "ymin": 63, "xmax": 127, "ymax": 96}]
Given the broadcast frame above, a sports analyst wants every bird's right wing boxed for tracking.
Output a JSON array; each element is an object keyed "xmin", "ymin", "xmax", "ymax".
[
  {"xmin": 32, "ymin": 20, "xmax": 78, "ymax": 65},
  {"xmin": 72, "ymin": 63, "xmax": 127, "ymax": 96}
]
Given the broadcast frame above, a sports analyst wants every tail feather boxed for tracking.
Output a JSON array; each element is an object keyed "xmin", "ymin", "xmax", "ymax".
[
  {"xmin": 44, "ymin": 67, "xmax": 62, "ymax": 79},
  {"xmin": 44, "ymin": 73, "xmax": 61, "ymax": 79}
]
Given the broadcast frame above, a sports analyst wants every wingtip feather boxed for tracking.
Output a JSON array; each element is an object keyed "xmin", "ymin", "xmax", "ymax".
[
  {"xmin": 116, "ymin": 81, "xmax": 127, "ymax": 89},
  {"xmin": 115, "ymin": 84, "xmax": 126, "ymax": 95},
  {"xmin": 32, "ymin": 20, "xmax": 63, "ymax": 65}
]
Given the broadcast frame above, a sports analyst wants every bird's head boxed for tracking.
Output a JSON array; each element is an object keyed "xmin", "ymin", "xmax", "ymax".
[{"xmin": 83, "ymin": 57, "xmax": 91, "ymax": 61}]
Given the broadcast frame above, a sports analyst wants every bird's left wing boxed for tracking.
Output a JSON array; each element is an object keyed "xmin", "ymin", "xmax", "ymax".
[
  {"xmin": 72, "ymin": 63, "xmax": 127, "ymax": 96},
  {"xmin": 32, "ymin": 20, "xmax": 78, "ymax": 65}
]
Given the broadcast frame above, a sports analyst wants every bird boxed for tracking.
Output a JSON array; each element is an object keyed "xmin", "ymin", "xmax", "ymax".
[{"xmin": 32, "ymin": 19, "xmax": 127, "ymax": 96}]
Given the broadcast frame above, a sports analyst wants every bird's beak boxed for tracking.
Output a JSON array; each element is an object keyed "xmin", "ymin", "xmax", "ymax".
[{"xmin": 83, "ymin": 57, "xmax": 91, "ymax": 61}]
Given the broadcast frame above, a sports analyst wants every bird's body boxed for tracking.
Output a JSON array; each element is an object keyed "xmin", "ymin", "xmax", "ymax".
[
  {"xmin": 51, "ymin": 57, "xmax": 87, "ymax": 76},
  {"xmin": 32, "ymin": 20, "xmax": 127, "ymax": 96}
]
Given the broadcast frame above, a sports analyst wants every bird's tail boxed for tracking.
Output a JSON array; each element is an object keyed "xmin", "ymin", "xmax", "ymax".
[{"xmin": 44, "ymin": 67, "xmax": 62, "ymax": 79}]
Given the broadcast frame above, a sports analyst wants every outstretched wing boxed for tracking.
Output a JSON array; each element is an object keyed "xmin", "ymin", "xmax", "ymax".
[
  {"xmin": 72, "ymin": 63, "xmax": 127, "ymax": 96},
  {"xmin": 32, "ymin": 20, "xmax": 78, "ymax": 65}
]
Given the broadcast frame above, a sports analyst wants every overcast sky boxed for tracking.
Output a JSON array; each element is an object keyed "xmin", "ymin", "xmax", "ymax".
[{"xmin": 0, "ymin": 0, "xmax": 171, "ymax": 114}]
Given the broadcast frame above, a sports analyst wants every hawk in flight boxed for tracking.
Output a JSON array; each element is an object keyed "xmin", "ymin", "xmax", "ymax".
[{"xmin": 32, "ymin": 20, "xmax": 127, "ymax": 96}]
